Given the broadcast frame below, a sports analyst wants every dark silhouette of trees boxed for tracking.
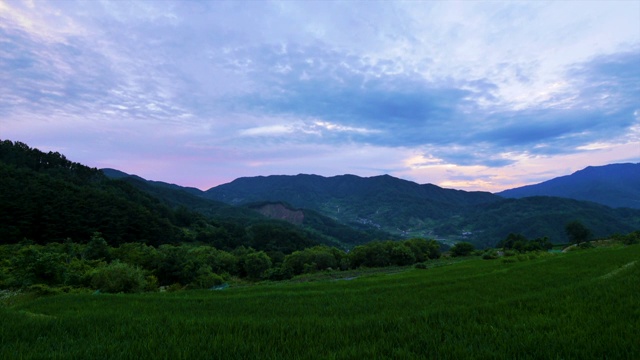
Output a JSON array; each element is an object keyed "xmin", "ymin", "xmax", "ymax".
[{"xmin": 565, "ymin": 221, "xmax": 592, "ymax": 245}]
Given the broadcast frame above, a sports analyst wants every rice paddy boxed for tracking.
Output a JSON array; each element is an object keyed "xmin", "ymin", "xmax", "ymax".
[{"xmin": 2, "ymin": 245, "xmax": 639, "ymax": 359}]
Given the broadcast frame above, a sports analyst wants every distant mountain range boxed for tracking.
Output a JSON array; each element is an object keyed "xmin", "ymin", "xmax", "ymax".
[
  {"xmin": 196, "ymin": 169, "xmax": 639, "ymax": 246},
  {"xmin": 99, "ymin": 164, "xmax": 640, "ymax": 249},
  {"xmin": 497, "ymin": 163, "xmax": 640, "ymax": 209},
  {"xmin": 99, "ymin": 163, "xmax": 640, "ymax": 247},
  {"xmin": 6, "ymin": 139, "xmax": 637, "ymax": 250}
]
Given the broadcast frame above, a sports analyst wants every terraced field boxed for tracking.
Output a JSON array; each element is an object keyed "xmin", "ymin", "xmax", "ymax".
[{"xmin": 2, "ymin": 245, "xmax": 639, "ymax": 359}]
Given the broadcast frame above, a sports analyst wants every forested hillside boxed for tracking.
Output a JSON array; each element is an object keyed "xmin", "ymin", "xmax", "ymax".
[
  {"xmin": 1, "ymin": 140, "xmax": 393, "ymax": 252},
  {"xmin": 497, "ymin": 163, "xmax": 640, "ymax": 209},
  {"xmin": 204, "ymin": 173, "xmax": 640, "ymax": 246},
  {"xmin": 0, "ymin": 141, "xmax": 180, "ymax": 246},
  {"xmin": 0, "ymin": 140, "xmax": 333, "ymax": 252}
]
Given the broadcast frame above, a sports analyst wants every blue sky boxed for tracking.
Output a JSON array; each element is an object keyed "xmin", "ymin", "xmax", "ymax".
[{"xmin": 1, "ymin": 0, "xmax": 639, "ymax": 191}]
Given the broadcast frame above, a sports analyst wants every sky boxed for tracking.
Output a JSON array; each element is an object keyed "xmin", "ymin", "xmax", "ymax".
[{"xmin": 1, "ymin": 0, "xmax": 639, "ymax": 192}]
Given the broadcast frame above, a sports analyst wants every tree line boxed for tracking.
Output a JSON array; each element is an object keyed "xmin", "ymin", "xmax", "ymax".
[{"xmin": 0, "ymin": 235, "xmax": 443, "ymax": 293}]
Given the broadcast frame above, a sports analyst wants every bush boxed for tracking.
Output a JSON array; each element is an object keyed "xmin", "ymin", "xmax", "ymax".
[
  {"xmin": 579, "ymin": 242, "xmax": 594, "ymax": 249},
  {"xmin": 243, "ymin": 251, "xmax": 272, "ymax": 281},
  {"xmin": 144, "ymin": 275, "xmax": 159, "ymax": 292},
  {"xmin": 166, "ymin": 283, "xmax": 183, "ymax": 292},
  {"xmin": 188, "ymin": 266, "xmax": 224, "ymax": 289},
  {"xmin": 450, "ymin": 242, "xmax": 475, "ymax": 257},
  {"xmin": 482, "ymin": 251, "xmax": 499, "ymax": 260},
  {"xmin": 27, "ymin": 284, "xmax": 60, "ymax": 296},
  {"xmin": 90, "ymin": 261, "xmax": 145, "ymax": 293},
  {"xmin": 63, "ymin": 258, "xmax": 96, "ymax": 287},
  {"xmin": 414, "ymin": 263, "xmax": 428, "ymax": 269},
  {"xmin": 622, "ymin": 231, "xmax": 639, "ymax": 245},
  {"xmin": 264, "ymin": 266, "xmax": 293, "ymax": 281}
]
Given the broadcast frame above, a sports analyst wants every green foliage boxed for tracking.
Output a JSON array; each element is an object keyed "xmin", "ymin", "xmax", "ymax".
[
  {"xmin": 498, "ymin": 233, "xmax": 553, "ymax": 252},
  {"xmin": 565, "ymin": 220, "xmax": 592, "ymax": 245},
  {"xmin": 26, "ymin": 284, "xmax": 64, "ymax": 296},
  {"xmin": 63, "ymin": 258, "xmax": 95, "ymax": 287},
  {"xmin": 613, "ymin": 230, "xmax": 640, "ymax": 245},
  {"xmin": 187, "ymin": 266, "xmax": 224, "ymax": 289},
  {"xmin": 282, "ymin": 246, "xmax": 341, "ymax": 275},
  {"xmin": 348, "ymin": 239, "xmax": 441, "ymax": 268},
  {"xmin": 83, "ymin": 232, "xmax": 111, "ymax": 260},
  {"xmin": 144, "ymin": 275, "xmax": 159, "ymax": 292},
  {"xmin": 460, "ymin": 197, "xmax": 640, "ymax": 248},
  {"xmin": 243, "ymin": 251, "xmax": 272, "ymax": 280},
  {"xmin": 389, "ymin": 244, "xmax": 416, "ymax": 266},
  {"xmin": 482, "ymin": 250, "xmax": 499, "ymax": 260},
  {"xmin": 0, "ymin": 141, "xmax": 182, "ymax": 245},
  {"xmin": 10, "ymin": 244, "xmax": 66, "ymax": 287},
  {"xmin": 450, "ymin": 242, "xmax": 475, "ymax": 257},
  {"xmin": 89, "ymin": 261, "xmax": 146, "ymax": 293},
  {"xmin": 248, "ymin": 222, "xmax": 316, "ymax": 253},
  {"xmin": 204, "ymin": 172, "xmax": 640, "ymax": 248},
  {"xmin": 1, "ymin": 246, "xmax": 639, "ymax": 359},
  {"xmin": 263, "ymin": 265, "xmax": 294, "ymax": 281}
]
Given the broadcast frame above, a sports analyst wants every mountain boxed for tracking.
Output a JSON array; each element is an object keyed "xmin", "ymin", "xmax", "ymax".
[
  {"xmin": 101, "ymin": 170, "xmax": 395, "ymax": 247},
  {"xmin": 497, "ymin": 163, "xmax": 640, "ymax": 209},
  {"xmin": 101, "ymin": 168, "xmax": 204, "ymax": 196},
  {"xmin": 203, "ymin": 173, "xmax": 640, "ymax": 247},
  {"xmin": 204, "ymin": 174, "xmax": 501, "ymax": 238},
  {"xmin": 11, "ymin": 138, "xmax": 637, "ymax": 250},
  {"xmin": 0, "ymin": 140, "xmax": 182, "ymax": 245},
  {"xmin": 101, "ymin": 168, "xmax": 263, "ymax": 221},
  {"xmin": 1, "ymin": 140, "xmax": 359, "ymax": 253}
]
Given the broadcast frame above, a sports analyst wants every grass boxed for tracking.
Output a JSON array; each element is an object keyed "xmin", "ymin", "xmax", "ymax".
[{"xmin": 2, "ymin": 245, "xmax": 639, "ymax": 359}]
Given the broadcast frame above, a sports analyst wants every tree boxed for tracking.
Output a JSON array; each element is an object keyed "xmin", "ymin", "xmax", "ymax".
[
  {"xmin": 90, "ymin": 260, "xmax": 145, "ymax": 293},
  {"xmin": 450, "ymin": 242, "xmax": 474, "ymax": 257},
  {"xmin": 83, "ymin": 232, "xmax": 111, "ymax": 261},
  {"xmin": 390, "ymin": 244, "xmax": 416, "ymax": 266},
  {"xmin": 243, "ymin": 251, "xmax": 272, "ymax": 280},
  {"xmin": 565, "ymin": 221, "xmax": 591, "ymax": 245}
]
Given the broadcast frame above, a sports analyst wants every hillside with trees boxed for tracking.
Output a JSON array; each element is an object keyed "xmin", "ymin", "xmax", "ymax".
[
  {"xmin": 203, "ymin": 173, "xmax": 640, "ymax": 246},
  {"xmin": 497, "ymin": 163, "xmax": 640, "ymax": 209},
  {"xmin": 0, "ymin": 140, "xmax": 378, "ymax": 251}
]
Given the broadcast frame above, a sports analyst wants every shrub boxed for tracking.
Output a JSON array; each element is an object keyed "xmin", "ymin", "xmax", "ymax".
[
  {"xmin": 63, "ymin": 258, "xmax": 96, "ymax": 287},
  {"xmin": 450, "ymin": 242, "xmax": 475, "ymax": 257},
  {"xmin": 264, "ymin": 266, "xmax": 294, "ymax": 281},
  {"xmin": 503, "ymin": 250, "xmax": 516, "ymax": 257},
  {"xmin": 166, "ymin": 283, "xmax": 183, "ymax": 292},
  {"xmin": 243, "ymin": 251, "xmax": 272, "ymax": 280},
  {"xmin": 390, "ymin": 244, "xmax": 416, "ymax": 266},
  {"xmin": 414, "ymin": 262, "xmax": 428, "ymax": 269},
  {"xmin": 188, "ymin": 266, "xmax": 224, "ymax": 289},
  {"xmin": 482, "ymin": 251, "xmax": 499, "ymax": 260},
  {"xmin": 144, "ymin": 275, "xmax": 159, "ymax": 292},
  {"xmin": 622, "ymin": 231, "xmax": 639, "ymax": 245},
  {"xmin": 90, "ymin": 261, "xmax": 145, "ymax": 293},
  {"xmin": 579, "ymin": 242, "xmax": 594, "ymax": 249},
  {"xmin": 27, "ymin": 284, "xmax": 60, "ymax": 296}
]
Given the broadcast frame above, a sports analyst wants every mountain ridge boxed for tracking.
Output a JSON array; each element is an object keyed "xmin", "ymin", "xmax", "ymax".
[
  {"xmin": 497, "ymin": 163, "xmax": 640, "ymax": 209},
  {"xmin": 202, "ymin": 170, "xmax": 640, "ymax": 246}
]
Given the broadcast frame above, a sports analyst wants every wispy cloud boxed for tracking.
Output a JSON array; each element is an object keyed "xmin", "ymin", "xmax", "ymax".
[{"xmin": 1, "ymin": 0, "xmax": 638, "ymax": 191}]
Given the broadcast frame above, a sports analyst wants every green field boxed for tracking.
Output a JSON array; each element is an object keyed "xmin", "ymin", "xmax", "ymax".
[{"xmin": 2, "ymin": 245, "xmax": 639, "ymax": 359}]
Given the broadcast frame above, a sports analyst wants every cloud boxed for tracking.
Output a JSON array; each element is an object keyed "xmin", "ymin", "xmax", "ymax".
[
  {"xmin": 211, "ymin": 40, "xmax": 639, "ymax": 168},
  {"xmin": 1, "ymin": 0, "xmax": 639, "ymax": 192}
]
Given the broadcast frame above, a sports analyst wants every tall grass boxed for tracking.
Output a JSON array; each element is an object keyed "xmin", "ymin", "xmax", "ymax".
[{"xmin": 2, "ymin": 246, "xmax": 639, "ymax": 359}]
